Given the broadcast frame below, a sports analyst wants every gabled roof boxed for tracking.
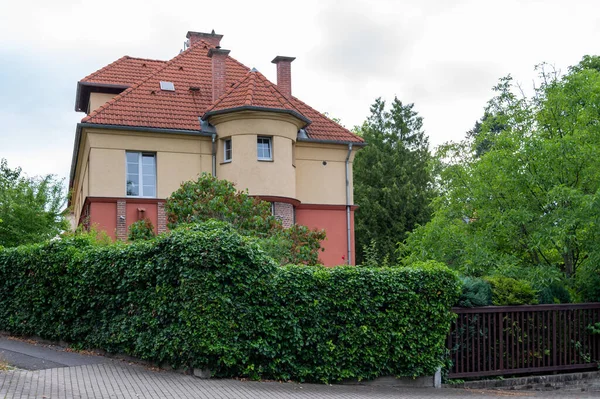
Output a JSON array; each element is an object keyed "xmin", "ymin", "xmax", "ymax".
[
  {"xmin": 78, "ymin": 38, "xmax": 363, "ymax": 143},
  {"xmin": 204, "ymin": 70, "xmax": 310, "ymax": 125}
]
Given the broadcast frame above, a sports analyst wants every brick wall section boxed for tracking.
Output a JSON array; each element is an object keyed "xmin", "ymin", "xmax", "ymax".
[
  {"xmin": 274, "ymin": 202, "xmax": 294, "ymax": 228},
  {"xmin": 272, "ymin": 56, "xmax": 295, "ymax": 98},
  {"xmin": 186, "ymin": 31, "xmax": 223, "ymax": 47},
  {"xmin": 208, "ymin": 48, "xmax": 231, "ymax": 102},
  {"xmin": 116, "ymin": 200, "xmax": 127, "ymax": 240},
  {"xmin": 157, "ymin": 202, "xmax": 167, "ymax": 234}
]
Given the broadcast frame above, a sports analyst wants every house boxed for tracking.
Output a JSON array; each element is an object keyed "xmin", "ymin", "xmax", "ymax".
[{"xmin": 69, "ymin": 30, "xmax": 365, "ymax": 266}]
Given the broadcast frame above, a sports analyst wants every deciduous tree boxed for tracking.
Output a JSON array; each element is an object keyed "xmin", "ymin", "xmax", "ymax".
[{"xmin": 0, "ymin": 159, "xmax": 68, "ymax": 247}]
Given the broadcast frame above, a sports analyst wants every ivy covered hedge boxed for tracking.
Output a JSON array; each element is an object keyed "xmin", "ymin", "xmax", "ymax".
[{"xmin": 0, "ymin": 221, "xmax": 459, "ymax": 382}]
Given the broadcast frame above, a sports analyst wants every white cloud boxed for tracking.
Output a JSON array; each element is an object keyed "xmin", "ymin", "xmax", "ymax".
[{"xmin": 1, "ymin": 0, "xmax": 600, "ymax": 180}]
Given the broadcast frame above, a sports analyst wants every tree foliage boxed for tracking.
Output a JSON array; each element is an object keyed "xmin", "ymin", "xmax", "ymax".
[
  {"xmin": 166, "ymin": 173, "xmax": 326, "ymax": 265},
  {"xmin": 0, "ymin": 159, "xmax": 67, "ymax": 247},
  {"xmin": 403, "ymin": 56, "xmax": 600, "ymax": 300},
  {"xmin": 353, "ymin": 97, "xmax": 433, "ymax": 264}
]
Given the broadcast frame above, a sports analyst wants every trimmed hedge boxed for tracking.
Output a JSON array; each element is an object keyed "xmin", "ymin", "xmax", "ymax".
[{"xmin": 0, "ymin": 221, "xmax": 459, "ymax": 382}]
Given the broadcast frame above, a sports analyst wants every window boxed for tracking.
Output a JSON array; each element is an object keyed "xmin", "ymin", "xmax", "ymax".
[
  {"xmin": 224, "ymin": 139, "xmax": 232, "ymax": 162},
  {"xmin": 257, "ymin": 136, "xmax": 272, "ymax": 161},
  {"xmin": 126, "ymin": 152, "xmax": 156, "ymax": 197}
]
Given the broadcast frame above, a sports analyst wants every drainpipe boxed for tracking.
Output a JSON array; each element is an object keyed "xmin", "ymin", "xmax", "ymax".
[
  {"xmin": 211, "ymin": 133, "xmax": 217, "ymax": 177},
  {"xmin": 345, "ymin": 143, "xmax": 353, "ymax": 265}
]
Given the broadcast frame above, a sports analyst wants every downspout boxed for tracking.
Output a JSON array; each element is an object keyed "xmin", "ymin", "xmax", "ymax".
[
  {"xmin": 211, "ymin": 133, "xmax": 217, "ymax": 177},
  {"xmin": 345, "ymin": 143, "xmax": 353, "ymax": 265}
]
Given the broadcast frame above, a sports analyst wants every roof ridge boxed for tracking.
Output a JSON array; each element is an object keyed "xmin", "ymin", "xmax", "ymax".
[
  {"xmin": 83, "ymin": 39, "xmax": 215, "ymax": 124},
  {"xmin": 246, "ymin": 72, "xmax": 256, "ymax": 105},
  {"xmin": 123, "ymin": 56, "xmax": 166, "ymax": 63},
  {"xmin": 254, "ymin": 71, "xmax": 307, "ymax": 115}
]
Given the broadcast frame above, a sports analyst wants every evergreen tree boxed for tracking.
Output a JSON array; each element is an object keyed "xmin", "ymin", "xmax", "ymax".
[{"xmin": 353, "ymin": 97, "xmax": 433, "ymax": 264}]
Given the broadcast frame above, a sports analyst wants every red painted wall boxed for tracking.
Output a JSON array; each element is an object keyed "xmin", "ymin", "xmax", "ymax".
[
  {"xmin": 89, "ymin": 202, "xmax": 117, "ymax": 240},
  {"xmin": 296, "ymin": 206, "xmax": 355, "ymax": 267},
  {"xmin": 86, "ymin": 198, "xmax": 355, "ymax": 267},
  {"xmin": 88, "ymin": 198, "xmax": 161, "ymax": 240}
]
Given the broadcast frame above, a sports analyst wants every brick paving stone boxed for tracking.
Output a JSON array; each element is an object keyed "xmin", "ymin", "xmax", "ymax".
[{"xmin": 1, "ymin": 361, "xmax": 599, "ymax": 399}]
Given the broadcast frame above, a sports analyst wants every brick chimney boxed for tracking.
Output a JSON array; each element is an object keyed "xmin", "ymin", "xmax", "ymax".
[
  {"xmin": 271, "ymin": 56, "xmax": 296, "ymax": 98},
  {"xmin": 186, "ymin": 30, "xmax": 223, "ymax": 47},
  {"xmin": 208, "ymin": 48, "xmax": 230, "ymax": 102}
]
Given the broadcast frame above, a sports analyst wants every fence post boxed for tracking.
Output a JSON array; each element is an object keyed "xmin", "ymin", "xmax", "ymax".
[
  {"xmin": 553, "ymin": 310, "xmax": 557, "ymax": 367},
  {"xmin": 499, "ymin": 311, "xmax": 504, "ymax": 370}
]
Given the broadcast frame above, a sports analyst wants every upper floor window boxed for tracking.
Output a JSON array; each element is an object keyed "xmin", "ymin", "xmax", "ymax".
[
  {"xmin": 224, "ymin": 139, "xmax": 232, "ymax": 162},
  {"xmin": 257, "ymin": 136, "xmax": 272, "ymax": 161},
  {"xmin": 126, "ymin": 151, "xmax": 156, "ymax": 197}
]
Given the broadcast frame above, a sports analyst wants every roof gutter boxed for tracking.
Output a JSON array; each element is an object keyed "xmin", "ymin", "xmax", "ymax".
[
  {"xmin": 69, "ymin": 123, "xmax": 207, "ymax": 193},
  {"xmin": 297, "ymin": 137, "xmax": 367, "ymax": 147},
  {"xmin": 204, "ymin": 105, "xmax": 312, "ymax": 126}
]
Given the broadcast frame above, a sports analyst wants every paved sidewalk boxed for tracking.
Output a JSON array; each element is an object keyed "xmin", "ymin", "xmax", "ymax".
[{"xmin": 0, "ymin": 336, "xmax": 598, "ymax": 398}]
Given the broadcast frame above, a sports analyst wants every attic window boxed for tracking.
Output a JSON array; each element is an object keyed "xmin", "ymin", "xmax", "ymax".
[{"xmin": 160, "ymin": 81, "xmax": 175, "ymax": 91}]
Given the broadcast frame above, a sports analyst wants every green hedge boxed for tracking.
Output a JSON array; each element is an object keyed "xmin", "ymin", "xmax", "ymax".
[{"xmin": 0, "ymin": 221, "xmax": 459, "ymax": 382}]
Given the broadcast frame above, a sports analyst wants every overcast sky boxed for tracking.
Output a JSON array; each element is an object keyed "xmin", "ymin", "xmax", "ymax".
[{"xmin": 1, "ymin": 0, "xmax": 599, "ymax": 182}]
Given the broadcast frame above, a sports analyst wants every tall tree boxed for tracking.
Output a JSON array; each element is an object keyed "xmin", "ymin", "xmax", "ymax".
[
  {"xmin": 353, "ymin": 97, "xmax": 433, "ymax": 264},
  {"xmin": 0, "ymin": 159, "xmax": 68, "ymax": 247},
  {"xmin": 403, "ymin": 57, "xmax": 600, "ymax": 288}
]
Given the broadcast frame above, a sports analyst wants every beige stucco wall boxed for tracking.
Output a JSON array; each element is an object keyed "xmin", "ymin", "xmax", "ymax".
[
  {"xmin": 217, "ymin": 134, "xmax": 296, "ymax": 197},
  {"xmin": 88, "ymin": 93, "xmax": 116, "ymax": 114},
  {"xmin": 295, "ymin": 142, "xmax": 357, "ymax": 205},
  {"xmin": 212, "ymin": 112, "xmax": 300, "ymax": 198},
  {"xmin": 70, "ymin": 121, "xmax": 360, "ymax": 223},
  {"xmin": 71, "ymin": 128, "xmax": 212, "ymax": 222}
]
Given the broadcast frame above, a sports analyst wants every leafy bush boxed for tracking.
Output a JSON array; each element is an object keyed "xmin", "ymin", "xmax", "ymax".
[
  {"xmin": 0, "ymin": 222, "xmax": 460, "ymax": 382},
  {"xmin": 127, "ymin": 218, "xmax": 156, "ymax": 241},
  {"xmin": 537, "ymin": 282, "xmax": 571, "ymax": 304},
  {"xmin": 166, "ymin": 174, "xmax": 325, "ymax": 265},
  {"xmin": 484, "ymin": 276, "xmax": 538, "ymax": 306},
  {"xmin": 457, "ymin": 277, "xmax": 492, "ymax": 307},
  {"xmin": 576, "ymin": 264, "xmax": 600, "ymax": 302}
]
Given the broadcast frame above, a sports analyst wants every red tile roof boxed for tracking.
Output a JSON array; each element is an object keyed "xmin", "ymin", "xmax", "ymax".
[
  {"xmin": 80, "ymin": 39, "xmax": 363, "ymax": 143},
  {"xmin": 81, "ymin": 56, "xmax": 166, "ymax": 86},
  {"xmin": 204, "ymin": 70, "xmax": 309, "ymax": 124}
]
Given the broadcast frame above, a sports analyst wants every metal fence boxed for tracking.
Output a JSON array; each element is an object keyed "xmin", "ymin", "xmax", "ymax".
[{"xmin": 447, "ymin": 303, "xmax": 600, "ymax": 378}]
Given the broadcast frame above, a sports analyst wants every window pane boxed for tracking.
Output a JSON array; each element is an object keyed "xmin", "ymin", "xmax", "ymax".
[
  {"xmin": 126, "ymin": 152, "xmax": 138, "ymax": 164},
  {"xmin": 142, "ymin": 154, "xmax": 155, "ymax": 165},
  {"xmin": 257, "ymin": 137, "xmax": 271, "ymax": 159},
  {"xmin": 141, "ymin": 154, "xmax": 156, "ymax": 197},
  {"xmin": 127, "ymin": 174, "xmax": 139, "ymax": 196},
  {"xmin": 143, "ymin": 185, "xmax": 156, "ymax": 197},
  {"xmin": 142, "ymin": 164, "xmax": 154, "ymax": 176},
  {"xmin": 127, "ymin": 152, "xmax": 156, "ymax": 197}
]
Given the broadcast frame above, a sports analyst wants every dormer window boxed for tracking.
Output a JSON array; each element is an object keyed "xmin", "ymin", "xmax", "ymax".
[{"xmin": 257, "ymin": 136, "xmax": 272, "ymax": 161}]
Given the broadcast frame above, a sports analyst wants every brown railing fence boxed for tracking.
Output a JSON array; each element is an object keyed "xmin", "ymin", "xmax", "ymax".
[{"xmin": 447, "ymin": 303, "xmax": 600, "ymax": 378}]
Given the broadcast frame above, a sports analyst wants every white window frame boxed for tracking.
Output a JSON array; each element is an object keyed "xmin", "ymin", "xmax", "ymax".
[
  {"xmin": 126, "ymin": 151, "xmax": 156, "ymax": 198},
  {"xmin": 257, "ymin": 136, "xmax": 273, "ymax": 161},
  {"xmin": 223, "ymin": 139, "xmax": 232, "ymax": 163}
]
